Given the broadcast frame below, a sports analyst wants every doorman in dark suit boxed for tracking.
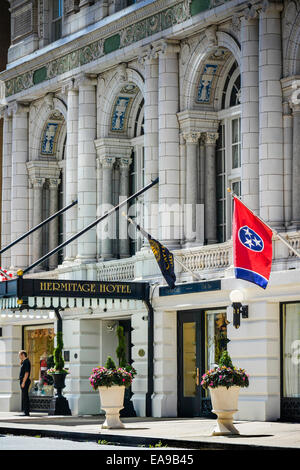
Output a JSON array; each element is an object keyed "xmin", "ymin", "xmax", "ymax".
[{"xmin": 19, "ymin": 350, "xmax": 31, "ymax": 416}]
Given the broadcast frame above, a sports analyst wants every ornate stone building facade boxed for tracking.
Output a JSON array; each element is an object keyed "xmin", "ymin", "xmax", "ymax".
[{"xmin": 0, "ymin": 0, "xmax": 300, "ymax": 422}]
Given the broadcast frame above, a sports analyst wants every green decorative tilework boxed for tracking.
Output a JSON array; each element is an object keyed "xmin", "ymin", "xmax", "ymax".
[
  {"xmin": 191, "ymin": 0, "xmax": 211, "ymax": 16},
  {"xmin": 104, "ymin": 34, "xmax": 121, "ymax": 54},
  {"xmin": 4, "ymin": 0, "xmax": 226, "ymax": 97},
  {"xmin": 33, "ymin": 66, "xmax": 47, "ymax": 85}
]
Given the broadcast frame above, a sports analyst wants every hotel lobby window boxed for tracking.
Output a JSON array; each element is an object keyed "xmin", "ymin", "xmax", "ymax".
[{"xmin": 23, "ymin": 325, "xmax": 55, "ymax": 397}]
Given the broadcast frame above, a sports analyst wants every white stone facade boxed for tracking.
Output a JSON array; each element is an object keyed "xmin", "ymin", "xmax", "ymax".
[{"xmin": 0, "ymin": 0, "xmax": 300, "ymax": 422}]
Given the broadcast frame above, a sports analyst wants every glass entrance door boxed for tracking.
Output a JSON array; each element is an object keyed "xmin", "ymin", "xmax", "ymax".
[
  {"xmin": 177, "ymin": 309, "xmax": 228, "ymax": 417},
  {"xmin": 281, "ymin": 303, "xmax": 300, "ymax": 421}
]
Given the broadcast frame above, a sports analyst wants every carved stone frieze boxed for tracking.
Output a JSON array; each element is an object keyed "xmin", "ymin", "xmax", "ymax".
[{"xmin": 4, "ymin": 0, "xmax": 230, "ymax": 97}]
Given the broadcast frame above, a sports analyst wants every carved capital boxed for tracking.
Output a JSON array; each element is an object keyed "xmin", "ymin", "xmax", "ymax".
[
  {"xmin": 261, "ymin": 0, "xmax": 283, "ymax": 14},
  {"xmin": 138, "ymin": 45, "xmax": 157, "ymax": 65},
  {"xmin": 242, "ymin": 1, "xmax": 259, "ymax": 20},
  {"xmin": 205, "ymin": 25, "xmax": 217, "ymax": 47},
  {"xmin": 75, "ymin": 73, "xmax": 98, "ymax": 88},
  {"xmin": 101, "ymin": 156, "xmax": 115, "ymax": 169},
  {"xmin": 119, "ymin": 156, "xmax": 132, "ymax": 169},
  {"xmin": 48, "ymin": 178, "xmax": 61, "ymax": 189},
  {"xmin": 31, "ymin": 177, "xmax": 45, "ymax": 189},
  {"xmin": 204, "ymin": 132, "xmax": 219, "ymax": 145},
  {"xmin": 61, "ymin": 78, "xmax": 79, "ymax": 95},
  {"xmin": 12, "ymin": 101, "xmax": 30, "ymax": 115},
  {"xmin": 183, "ymin": 132, "xmax": 201, "ymax": 144},
  {"xmin": 152, "ymin": 39, "xmax": 180, "ymax": 58}
]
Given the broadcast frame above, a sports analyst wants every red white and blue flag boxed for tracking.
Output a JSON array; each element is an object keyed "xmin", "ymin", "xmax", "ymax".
[{"xmin": 232, "ymin": 197, "xmax": 273, "ymax": 289}]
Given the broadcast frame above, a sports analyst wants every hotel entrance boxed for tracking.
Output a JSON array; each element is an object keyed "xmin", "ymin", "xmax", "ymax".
[{"xmin": 177, "ymin": 309, "xmax": 228, "ymax": 417}]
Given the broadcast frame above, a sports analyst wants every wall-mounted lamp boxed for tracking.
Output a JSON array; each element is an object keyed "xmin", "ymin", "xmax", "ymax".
[
  {"xmin": 229, "ymin": 290, "xmax": 248, "ymax": 329},
  {"xmin": 106, "ymin": 322, "xmax": 117, "ymax": 332}
]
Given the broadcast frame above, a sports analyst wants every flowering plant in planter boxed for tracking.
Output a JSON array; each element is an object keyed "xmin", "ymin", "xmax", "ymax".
[
  {"xmin": 46, "ymin": 367, "xmax": 69, "ymax": 376},
  {"xmin": 89, "ymin": 356, "xmax": 133, "ymax": 390},
  {"xmin": 201, "ymin": 350, "xmax": 249, "ymax": 390}
]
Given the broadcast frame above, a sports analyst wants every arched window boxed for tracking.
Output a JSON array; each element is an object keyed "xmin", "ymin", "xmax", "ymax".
[{"xmin": 216, "ymin": 60, "xmax": 241, "ymax": 243}]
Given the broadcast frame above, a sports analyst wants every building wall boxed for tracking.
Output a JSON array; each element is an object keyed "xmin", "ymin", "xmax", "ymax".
[{"xmin": 0, "ymin": 0, "xmax": 299, "ymax": 420}]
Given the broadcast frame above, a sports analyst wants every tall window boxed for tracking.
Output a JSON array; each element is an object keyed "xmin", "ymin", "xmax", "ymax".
[
  {"xmin": 216, "ymin": 116, "xmax": 241, "ymax": 243},
  {"xmin": 129, "ymin": 143, "xmax": 145, "ymax": 255},
  {"xmin": 51, "ymin": 0, "xmax": 63, "ymax": 42},
  {"xmin": 216, "ymin": 59, "xmax": 241, "ymax": 243}
]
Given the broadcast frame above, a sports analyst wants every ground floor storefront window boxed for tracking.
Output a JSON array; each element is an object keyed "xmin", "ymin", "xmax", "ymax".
[
  {"xmin": 281, "ymin": 302, "xmax": 300, "ymax": 421},
  {"xmin": 23, "ymin": 324, "xmax": 55, "ymax": 408}
]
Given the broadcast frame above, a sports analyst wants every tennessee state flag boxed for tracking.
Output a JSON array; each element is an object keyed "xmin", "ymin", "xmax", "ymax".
[{"xmin": 232, "ymin": 197, "xmax": 273, "ymax": 289}]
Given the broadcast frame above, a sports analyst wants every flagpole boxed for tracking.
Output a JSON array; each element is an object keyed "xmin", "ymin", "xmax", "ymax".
[
  {"xmin": 227, "ymin": 188, "xmax": 300, "ymax": 259},
  {"xmin": 122, "ymin": 213, "xmax": 203, "ymax": 282}
]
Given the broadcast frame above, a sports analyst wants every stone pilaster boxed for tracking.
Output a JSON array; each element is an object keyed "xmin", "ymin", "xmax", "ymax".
[
  {"xmin": 152, "ymin": 310, "xmax": 177, "ymax": 417},
  {"xmin": 291, "ymin": 103, "xmax": 300, "ymax": 227},
  {"xmin": 76, "ymin": 74, "xmax": 97, "ymax": 262},
  {"xmin": 183, "ymin": 132, "xmax": 201, "ymax": 246},
  {"xmin": 30, "ymin": 177, "xmax": 45, "ymax": 269},
  {"xmin": 63, "ymin": 80, "xmax": 79, "ymax": 262},
  {"xmin": 204, "ymin": 132, "xmax": 218, "ymax": 245},
  {"xmin": 1, "ymin": 108, "xmax": 12, "ymax": 270},
  {"xmin": 141, "ymin": 47, "xmax": 159, "ymax": 239},
  {"xmin": 10, "ymin": 102, "xmax": 30, "ymax": 271},
  {"xmin": 157, "ymin": 40, "xmax": 181, "ymax": 248},
  {"xmin": 119, "ymin": 156, "xmax": 132, "ymax": 259},
  {"xmin": 283, "ymin": 101, "xmax": 293, "ymax": 226},
  {"xmin": 48, "ymin": 178, "xmax": 61, "ymax": 270},
  {"xmin": 241, "ymin": 8, "xmax": 259, "ymax": 213},
  {"xmin": 101, "ymin": 156, "xmax": 115, "ymax": 260},
  {"xmin": 258, "ymin": 0, "xmax": 284, "ymax": 226}
]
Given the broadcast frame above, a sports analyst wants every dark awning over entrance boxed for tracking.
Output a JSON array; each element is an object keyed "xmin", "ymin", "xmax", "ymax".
[{"xmin": 0, "ymin": 277, "xmax": 150, "ymax": 310}]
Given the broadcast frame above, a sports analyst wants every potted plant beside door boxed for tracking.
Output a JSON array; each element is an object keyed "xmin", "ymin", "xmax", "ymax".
[
  {"xmin": 201, "ymin": 351, "xmax": 249, "ymax": 435},
  {"xmin": 89, "ymin": 356, "xmax": 134, "ymax": 429},
  {"xmin": 46, "ymin": 331, "xmax": 71, "ymax": 415}
]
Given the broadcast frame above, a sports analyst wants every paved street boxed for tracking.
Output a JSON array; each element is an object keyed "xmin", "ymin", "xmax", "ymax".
[
  {"xmin": 0, "ymin": 413, "xmax": 300, "ymax": 450},
  {"xmin": 0, "ymin": 434, "xmax": 146, "ymax": 450}
]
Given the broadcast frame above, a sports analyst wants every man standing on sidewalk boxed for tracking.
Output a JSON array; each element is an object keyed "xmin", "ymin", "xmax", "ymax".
[{"xmin": 19, "ymin": 350, "xmax": 31, "ymax": 416}]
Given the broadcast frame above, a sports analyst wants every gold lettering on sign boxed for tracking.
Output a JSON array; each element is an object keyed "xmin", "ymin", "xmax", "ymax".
[{"xmin": 39, "ymin": 281, "xmax": 133, "ymax": 296}]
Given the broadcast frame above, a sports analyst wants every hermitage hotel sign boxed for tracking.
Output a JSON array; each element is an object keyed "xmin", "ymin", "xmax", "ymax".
[{"xmin": 28, "ymin": 279, "xmax": 149, "ymax": 301}]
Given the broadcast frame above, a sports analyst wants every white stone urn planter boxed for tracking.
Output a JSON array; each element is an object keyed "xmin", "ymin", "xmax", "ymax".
[
  {"xmin": 98, "ymin": 385, "xmax": 125, "ymax": 429},
  {"xmin": 209, "ymin": 386, "xmax": 240, "ymax": 436}
]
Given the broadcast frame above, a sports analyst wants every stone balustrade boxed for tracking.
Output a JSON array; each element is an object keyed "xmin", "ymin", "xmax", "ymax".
[
  {"xmin": 97, "ymin": 258, "xmax": 135, "ymax": 281},
  {"xmin": 22, "ymin": 231, "xmax": 300, "ymax": 283}
]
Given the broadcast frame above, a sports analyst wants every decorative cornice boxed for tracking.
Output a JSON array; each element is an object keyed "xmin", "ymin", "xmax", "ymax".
[{"xmin": 2, "ymin": 0, "xmax": 230, "ymax": 98}]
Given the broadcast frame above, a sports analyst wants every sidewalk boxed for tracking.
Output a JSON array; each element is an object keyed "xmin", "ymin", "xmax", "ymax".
[{"xmin": 0, "ymin": 413, "xmax": 300, "ymax": 450}]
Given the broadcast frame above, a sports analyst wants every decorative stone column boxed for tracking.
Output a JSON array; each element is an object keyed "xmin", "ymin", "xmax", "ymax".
[
  {"xmin": 119, "ymin": 156, "xmax": 132, "ymax": 258},
  {"xmin": 240, "ymin": 8, "xmax": 259, "ymax": 213},
  {"xmin": 96, "ymin": 157, "xmax": 103, "ymax": 259},
  {"xmin": 10, "ymin": 102, "xmax": 29, "ymax": 270},
  {"xmin": 258, "ymin": 0, "xmax": 284, "ymax": 226},
  {"xmin": 283, "ymin": 101, "xmax": 293, "ymax": 225},
  {"xmin": 48, "ymin": 178, "xmax": 61, "ymax": 270},
  {"xmin": 30, "ymin": 177, "xmax": 45, "ymax": 269},
  {"xmin": 64, "ymin": 80, "xmax": 79, "ymax": 262},
  {"xmin": 101, "ymin": 156, "xmax": 115, "ymax": 260},
  {"xmin": 199, "ymin": 135, "xmax": 205, "ymax": 205},
  {"xmin": 142, "ymin": 48, "xmax": 159, "ymax": 239},
  {"xmin": 76, "ymin": 74, "xmax": 97, "ymax": 262},
  {"xmin": 1, "ymin": 107, "xmax": 12, "ymax": 269},
  {"xmin": 183, "ymin": 132, "xmax": 201, "ymax": 246},
  {"xmin": 157, "ymin": 40, "xmax": 181, "ymax": 248},
  {"xmin": 204, "ymin": 132, "xmax": 218, "ymax": 245},
  {"xmin": 291, "ymin": 103, "xmax": 300, "ymax": 228}
]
